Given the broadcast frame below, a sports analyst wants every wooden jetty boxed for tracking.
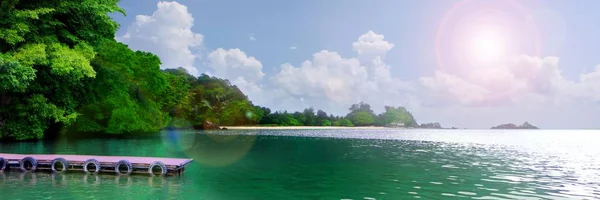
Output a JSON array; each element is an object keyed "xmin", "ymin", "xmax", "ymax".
[{"xmin": 0, "ymin": 153, "xmax": 193, "ymax": 176}]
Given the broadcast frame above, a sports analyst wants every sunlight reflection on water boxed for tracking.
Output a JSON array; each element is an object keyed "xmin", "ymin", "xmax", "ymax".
[{"xmin": 0, "ymin": 129, "xmax": 599, "ymax": 199}]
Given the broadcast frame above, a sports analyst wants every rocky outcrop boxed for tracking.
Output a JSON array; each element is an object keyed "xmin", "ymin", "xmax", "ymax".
[
  {"xmin": 420, "ymin": 122, "xmax": 443, "ymax": 129},
  {"xmin": 202, "ymin": 120, "xmax": 221, "ymax": 130},
  {"xmin": 492, "ymin": 123, "xmax": 518, "ymax": 129},
  {"xmin": 491, "ymin": 122, "xmax": 539, "ymax": 129}
]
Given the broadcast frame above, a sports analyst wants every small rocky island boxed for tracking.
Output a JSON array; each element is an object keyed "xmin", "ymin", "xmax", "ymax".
[
  {"xmin": 418, "ymin": 122, "xmax": 462, "ymax": 129},
  {"xmin": 491, "ymin": 122, "xmax": 539, "ymax": 129},
  {"xmin": 419, "ymin": 122, "xmax": 443, "ymax": 129}
]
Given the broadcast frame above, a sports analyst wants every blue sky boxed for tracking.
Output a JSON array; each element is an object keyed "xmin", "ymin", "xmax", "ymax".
[{"xmin": 113, "ymin": 0, "xmax": 600, "ymax": 129}]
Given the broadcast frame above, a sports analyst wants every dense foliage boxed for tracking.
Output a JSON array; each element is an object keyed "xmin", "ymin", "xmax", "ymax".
[
  {"xmin": 258, "ymin": 107, "xmax": 354, "ymax": 127},
  {"xmin": 0, "ymin": 0, "xmax": 123, "ymax": 140},
  {"xmin": 0, "ymin": 0, "xmax": 419, "ymax": 140},
  {"xmin": 164, "ymin": 69, "xmax": 264, "ymax": 129},
  {"xmin": 257, "ymin": 102, "xmax": 418, "ymax": 128}
]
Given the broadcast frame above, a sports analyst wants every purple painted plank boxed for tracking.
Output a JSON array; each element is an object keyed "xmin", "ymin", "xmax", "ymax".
[{"xmin": 0, "ymin": 153, "xmax": 193, "ymax": 167}]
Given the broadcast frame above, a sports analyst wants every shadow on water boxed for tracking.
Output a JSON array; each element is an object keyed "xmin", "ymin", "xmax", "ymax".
[{"xmin": 0, "ymin": 171, "xmax": 179, "ymax": 199}]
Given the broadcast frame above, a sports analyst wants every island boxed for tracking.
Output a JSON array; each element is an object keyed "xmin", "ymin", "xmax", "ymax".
[
  {"xmin": 419, "ymin": 122, "xmax": 443, "ymax": 129},
  {"xmin": 416, "ymin": 122, "xmax": 463, "ymax": 129},
  {"xmin": 491, "ymin": 122, "xmax": 539, "ymax": 129}
]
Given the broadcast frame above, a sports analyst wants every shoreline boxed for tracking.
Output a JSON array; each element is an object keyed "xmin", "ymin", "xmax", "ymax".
[{"xmin": 222, "ymin": 126, "xmax": 395, "ymax": 130}]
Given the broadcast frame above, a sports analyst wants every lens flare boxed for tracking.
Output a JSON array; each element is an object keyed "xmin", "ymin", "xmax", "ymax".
[
  {"xmin": 183, "ymin": 131, "xmax": 257, "ymax": 167},
  {"xmin": 470, "ymin": 28, "xmax": 507, "ymax": 63},
  {"xmin": 245, "ymin": 111, "xmax": 254, "ymax": 119},
  {"xmin": 434, "ymin": 0, "xmax": 541, "ymax": 102},
  {"xmin": 162, "ymin": 129, "xmax": 197, "ymax": 153}
]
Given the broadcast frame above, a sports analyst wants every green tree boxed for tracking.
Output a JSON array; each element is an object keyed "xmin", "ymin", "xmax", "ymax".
[
  {"xmin": 281, "ymin": 113, "xmax": 301, "ymax": 126},
  {"xmin": 381, "ymin": 106, "xmax": 417, "ymax": 127},
  {"xmin": 339, "ymin": 118, "xmax": 354, "ymax": 127},
  {"xmin": 0, "ymin": 0, "xmax": 124, "ymax": 140},
  {"xmin": 220, "ymin": 100, "xmax": 261, "ymax": 126},
  {"xmin": 346, "ymin": 102, "xmax": 376, "ymax": 126},
  {"xmin": 257, "ymin": 106, "xmax": 274, "ymax": 124},
  {"xmin": 348, "ymin": 101, "xmax": 374, "ymax": 114},
  {"xmin": 292, "ymin": 111, "xmax": 306, "ymax": 125},
  {"xmin": 163, "ymin": 72, "xmax": 260, "ymax": 128},
  {"xmin": 316, "ymin": 109, "xmax": 328, "ymax": 125},
  {"xmin": 71, "ymin": 40, "xmax": 168, "ymax": 134},
  {"xmin": 350, "ymin": 111, "xmax": 375, "ymax": 126},
  {"xmin": 302, "ymin": 108, "xmax": 316, "ymax": 126},
  {"xmin": 160, "ymin": 68, "xmax": 193, "ymax": 128}
]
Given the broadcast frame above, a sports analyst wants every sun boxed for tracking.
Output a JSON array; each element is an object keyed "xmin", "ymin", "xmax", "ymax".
[{"xmin": 469, "ymin": 28, "xmax": 507, "ymax": 63}]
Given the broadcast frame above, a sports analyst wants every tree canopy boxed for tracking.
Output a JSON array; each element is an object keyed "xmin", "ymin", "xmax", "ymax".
[
  {"xmin": 381, "ymin": 106, "xmax": 418, "ymax": 127},
  {"xmin": 346, "ymin": 102, "xmax": 376, "ymax": 126},
  {"xmin": 0, "ymin": 0, "xmax": 124, "ymax": 140},
  {"xmin": 256, "ymin": 102, "xmax": 418, "ymax": 128},
  {"xmin": 0, "ymin": 0, "xmax": 421, "ymax": 141}
]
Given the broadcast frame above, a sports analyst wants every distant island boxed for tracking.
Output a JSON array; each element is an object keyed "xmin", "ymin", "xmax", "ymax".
[
  {"xmin": 491, "ymin": 122, "xmax": 539, "ymax": 129},
  {"xmin": 419, "ymin": 122, "xmax": 443, "ymax": 129}
]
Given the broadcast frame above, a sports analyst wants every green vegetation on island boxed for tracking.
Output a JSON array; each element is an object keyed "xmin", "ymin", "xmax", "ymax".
[
  {"xmin": 0, "ymin": 0, "xmax": 419, "ymax": 141},
  {"xmin": 491, "ymin": 122, "xmax": 539, "ymax": 129},
  {"xmin": 419, "ymin": 123, "xmax": 443, "ymax": 129},
  {"xmin": 258, "ymin": 102, "xmax": 418, "ymax": 128}
]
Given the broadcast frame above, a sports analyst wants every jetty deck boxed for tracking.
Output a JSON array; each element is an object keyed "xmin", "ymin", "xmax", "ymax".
[{"xmin": 0, "ymin": 153, "xmax": 193, "ymax": 176}]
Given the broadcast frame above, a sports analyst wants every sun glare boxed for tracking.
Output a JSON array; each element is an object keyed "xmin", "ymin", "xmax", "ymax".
[{"xmin": 470, "ymin": 28, "xmax": 507, "ymax": 63}]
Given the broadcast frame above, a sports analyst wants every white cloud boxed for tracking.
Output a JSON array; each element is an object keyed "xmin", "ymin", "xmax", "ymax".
[
  {"xmin": 418, "ymin": 55, "xmax": 582, "ymax": 107},
  {"xmin": 117, "ymin": 1, "xmax": 203, "ymax": 75},
  {"xmin": 416, "ymin": 54, "xmax": 600, "ymax": 128},
  {"xmin": 352, "ymin": 31, "xmax": 395, "ymax": 57},
  {"xmin": 208, "ymin": 48, "xmax": 266, "ymax": 101},
  {"xmin": 576, "ymin": 65, "xmax": 600, "ymax": 102},
  {"xmin": 232, "ymin": 76, "xmax": 263, "ymax": 102},
  {"xmin": 419, "ymin": 71, "xmax": 490, "ymax": 106},
  {"xmin": 116, "ymin": 0, "xmax": 600, "ymax": 129},
  {"xmin": 208, "ymin": 48, "xmax": 264, "ymax": 82},
  {"xmin": 273, "ymin": 51, "xmax": 368, "ymax": 104},
  {"xmin": 270, "ymin": 31, "xmax": 411, "ymax": 115}
]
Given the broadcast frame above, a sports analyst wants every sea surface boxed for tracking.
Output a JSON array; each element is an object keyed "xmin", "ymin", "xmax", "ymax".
[{"xmin": 0, "ymin": 129, "xmax": 599, "ymax": 199}]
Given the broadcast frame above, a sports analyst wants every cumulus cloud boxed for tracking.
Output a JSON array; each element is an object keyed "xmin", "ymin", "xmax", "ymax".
[
  {"xmin": 270, "ymin": 31, "xmax": 412, "ymax": 114},
  {"xmin": 352, "ymin": 31, "xmax": 395, "ymax": 57},
  {"xmin": 231, "ymin": 76, "xmax": 263, "ymax": 102},
  {"xmin": 419, "ymin": 71, "xmax": 490, "ymax": 106},
  {"xmin": 208, "ymin": 48, "xmax": 264, "ymax": 83},
  {"xmin": 115, "ymin": 0, "xmax": 600, "ymax": 128},
  {"xmin": 578, "ymin": 65, "xmax": 600, "ymax": 102},
  {"xmin": 208, "ymin": 48, "xmax": 266, "ymax": 101},
  {"xmin": 415, "ymin": 54, "xmax": 600, "ymax": 128},
  {"xmin": 117, "ymin": 1, "xmax": 203, "ymax": 75},
  {"xmin": 418, "ymin": 55, "xmax": 590, "ymax": 107},
  {"xmin": 273, "ymin": 51, "xmax": 368, "ymax": 104}
]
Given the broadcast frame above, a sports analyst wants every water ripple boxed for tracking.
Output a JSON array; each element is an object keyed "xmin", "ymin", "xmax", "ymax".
[{"xmin": 0, "ymin": 129, "xmax": 598, "ymax": 199}]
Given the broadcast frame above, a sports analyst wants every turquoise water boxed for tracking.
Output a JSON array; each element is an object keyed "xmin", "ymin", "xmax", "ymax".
[{"xmin": 1, "ymin": 129, "xmax": 599, "ymax": 199}]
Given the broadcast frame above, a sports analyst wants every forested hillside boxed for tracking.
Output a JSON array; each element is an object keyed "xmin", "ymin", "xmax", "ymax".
[{"xmin": 0, "ymin": 0, "xmax": 418, "ymax": 140}]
